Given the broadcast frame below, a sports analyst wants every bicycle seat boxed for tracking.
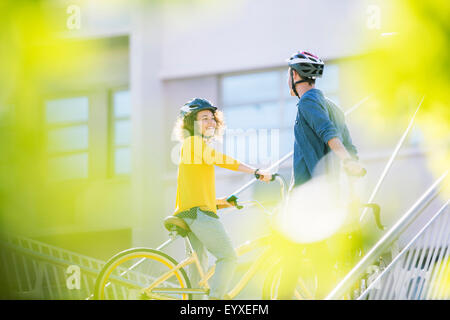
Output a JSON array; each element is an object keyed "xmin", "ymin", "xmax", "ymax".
[{"xmin": 164, "ymin": 216, "xmax": 190, "ymax": 237}]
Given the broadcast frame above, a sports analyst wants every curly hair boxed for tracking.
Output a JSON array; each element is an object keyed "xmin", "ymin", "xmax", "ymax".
[{"xmin": 173, "ymin": 109, "xmax": 225, "ymax": 142}]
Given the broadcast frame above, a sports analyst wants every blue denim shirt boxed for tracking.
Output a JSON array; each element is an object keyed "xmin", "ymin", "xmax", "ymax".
[{"xmin": 292, "ymin": 88, "xmax": 358, "ymax": 187}]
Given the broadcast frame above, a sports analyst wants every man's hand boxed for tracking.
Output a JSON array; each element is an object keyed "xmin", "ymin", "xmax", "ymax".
[
  {"xmin": 343, "ymin": 159, "xmax": 366, "ymax": 177},
  {"xmin": 216, "ymin": 197, "xmax": 235, "ymax": 209},
  {"xmin": 328, "ymin": 138, "xmax": 365, "ymax": 176}
]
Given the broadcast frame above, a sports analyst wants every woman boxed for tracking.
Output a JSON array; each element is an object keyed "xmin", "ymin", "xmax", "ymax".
[{"xmin": 172, "ymin": 98, "xmax": 272, "ymax": 300}]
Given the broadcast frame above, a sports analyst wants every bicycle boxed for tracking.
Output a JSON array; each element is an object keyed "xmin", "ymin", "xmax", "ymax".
[
  {"xmin": 93, "ymin": 174, "xmax": 309, "ymax": 300},
  {"xmin": 93, "ymin": 173, "xmax": 384, "ymax": 300}
]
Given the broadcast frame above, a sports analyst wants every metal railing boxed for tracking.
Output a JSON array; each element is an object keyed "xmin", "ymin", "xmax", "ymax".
[
  {"xmin": 325, "ymin": 171, "xmax": 448, "ymax": 299},
  {"xmin": 0, "ymin": 234, "xmax": 155, "ymax": 299},
  {"xmin": 228, "ymin": 95, "xmax": 371, "ymax": 198},
  {"xmin": 359, "ymin": 200, "xmax": 449, "ymax": 299},
  {"xmin": 0, "ymin": 234, "xmax": 104, "ymax": 299}
]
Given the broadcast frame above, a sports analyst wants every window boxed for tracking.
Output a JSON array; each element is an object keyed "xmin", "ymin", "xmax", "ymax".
[
  {"xmin": 45, "ymin": 96, "xmax": 90, "ymax": 181},
  {"xmin": 315, "ymin": 64, "xmax": 340, "ymax": 104},
  {"xmin": 221, "ymin": 64, "xmax": 340, "ymax": 165},
  {"xmin": 221, "ymin": 70, "xmax": 295, "ymax": 164},
  {"xmin": 110, "ymin": 90, "xmax": 131, "ymax": 175},
  {"xmin": 44, "ymin": 89, "xmax": 132, "ymax": 181},
  {"xmin": 222, "ymin": 71, "xmax": 281, "ymax": 107}
]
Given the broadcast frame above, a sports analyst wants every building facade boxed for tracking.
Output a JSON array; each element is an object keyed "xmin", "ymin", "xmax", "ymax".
[{"xmin": 28, "ymin": 0, "xmax": 443, "ymax": 261}]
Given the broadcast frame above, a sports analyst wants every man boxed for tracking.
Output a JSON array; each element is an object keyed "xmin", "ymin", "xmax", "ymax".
[
  {"xmin": 288, "ymin": 51, "xmax": 365, "ymax": 188},
  {"xmin": 276, "ymin": 51, "xmax": 366, "ymax": 299}
]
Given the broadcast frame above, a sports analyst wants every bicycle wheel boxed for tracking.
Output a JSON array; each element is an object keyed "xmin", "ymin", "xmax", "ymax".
[
  {"xmin": 94, "ymin": 247, "xmax": 192, "ymax": 300},
  {"xmin": 262, "ymin": 260, "xmax": 318, "ymax": 300}
]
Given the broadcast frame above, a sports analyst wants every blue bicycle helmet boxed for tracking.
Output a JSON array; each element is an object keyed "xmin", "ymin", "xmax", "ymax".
[{"xmin": 179, "ymin": 98, "xmax": 217, "ymax": 117}]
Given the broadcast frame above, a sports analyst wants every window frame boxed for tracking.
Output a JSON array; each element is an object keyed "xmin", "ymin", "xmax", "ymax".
[
  {"xmin": 218, "ymin": 62, "xmax": 341, "ymax": 163},
  {"xmin": 42, "ymin": 92, "xmax": 93, "ymax": 182},
  {"xmin": 41, "ymin": 85, "xmax": 132, "ymax": 183},
  {"xmin": 218, "ymin": 67, "xmax": 296, "ymax": 163},
  {"xmin": 108, "ymin": 86, "xmax": 132, "ymax": 179}
]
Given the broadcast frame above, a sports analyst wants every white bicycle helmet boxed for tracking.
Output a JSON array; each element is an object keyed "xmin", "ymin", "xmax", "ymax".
[{"xmin": 288, "ymin": 51, "xmax": 324, "ymax": 97}]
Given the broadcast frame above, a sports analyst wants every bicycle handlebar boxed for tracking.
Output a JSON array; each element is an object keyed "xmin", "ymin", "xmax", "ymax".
[
  {"xmin": 226, "ymin": 171, "xmax": 384, "ymax": 231},
  {"xmin": 360, "ymin": 203, "xmax": 385, "ymax": 230},
  {"xmin": 255, "ymin": 172, "xmax": 279, "ymax": 181},
  {"xmin": 226, "ymin": 173, "xmax": 286, "ymax": 210}
]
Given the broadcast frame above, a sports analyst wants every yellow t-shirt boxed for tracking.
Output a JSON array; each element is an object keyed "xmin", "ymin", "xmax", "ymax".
[{"xmin": 173, "ymin": 135, "xmax": 241, "ymax": 215}]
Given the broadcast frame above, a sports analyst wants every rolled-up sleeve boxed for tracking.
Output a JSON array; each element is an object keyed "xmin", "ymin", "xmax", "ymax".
[
  {"xmin": 342, "ymin": 124, "xmax": 358, "ymax": 159},
  {"xmin": 300, "ymin": 98, "xmax": 339, "ymax": 144}
]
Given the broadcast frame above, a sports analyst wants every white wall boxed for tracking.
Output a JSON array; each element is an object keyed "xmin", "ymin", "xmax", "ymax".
[{"xmin": 160, "ymin": 0, "xmax": 371, "ymax": 79}]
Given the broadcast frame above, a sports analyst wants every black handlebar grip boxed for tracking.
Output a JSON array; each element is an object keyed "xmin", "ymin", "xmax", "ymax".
[
  {"xmin": 361, "ymin": 203, "xmax": 384, "ymax": 230},
  {"xmin": 255, "ymin": 173, "xmax": 279, "ymax": 181},
  {"xmin": 226, "ymin": 195, "xmax": 243, "ymax": 210}
]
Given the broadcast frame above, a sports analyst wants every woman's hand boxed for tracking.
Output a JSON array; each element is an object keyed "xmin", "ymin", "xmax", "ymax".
[
  {"xmin": 256, "ymin": 169, "xmax": 273, "ymax": 182},
  {"xmin": 236, "ymin": 163, "xmax": 273, "ymax": 182},
  {"xmin": 216, "ymin": 197, "xmax": 235, "ymax": 209}
]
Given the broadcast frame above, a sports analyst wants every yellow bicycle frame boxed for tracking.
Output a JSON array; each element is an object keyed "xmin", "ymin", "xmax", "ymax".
[{"xmin": 143, "ymin": 235, "xmax": 273, "ymax": 300}]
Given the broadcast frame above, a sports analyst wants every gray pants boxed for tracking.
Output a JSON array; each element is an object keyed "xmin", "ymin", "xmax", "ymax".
[{"xmin": 183, "ymin": 208, "xmax": 238, "ymax": 299}]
